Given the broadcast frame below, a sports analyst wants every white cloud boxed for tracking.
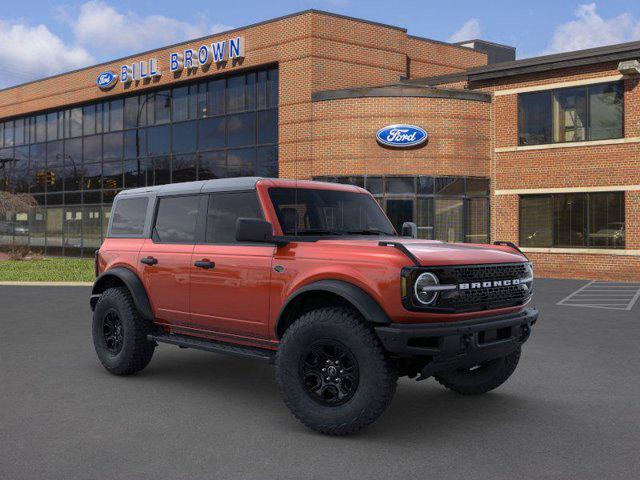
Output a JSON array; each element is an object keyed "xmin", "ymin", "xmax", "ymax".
[
  {"xmin": 0, "ymin": 20, "xmax": 93, "ymax": 88},
  {"xmin": 448, "ymin": 18, "xmax": 481, "ymax": 43},
  {"xmin": 68, "ymin": 1, "xmax": 232, "ymax": 57},
  {"xmin": 0, "ymin": 1, "xmax": 235, "ymax": 88},
  {"xmin": 543, "ymin": 3, "xmax": 640, "ymax": 54}
]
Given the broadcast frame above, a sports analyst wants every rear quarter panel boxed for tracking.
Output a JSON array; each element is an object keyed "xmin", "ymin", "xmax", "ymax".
[{"xmin": 98, "ymin": 238, "xmax": 146, "ymax": 274}]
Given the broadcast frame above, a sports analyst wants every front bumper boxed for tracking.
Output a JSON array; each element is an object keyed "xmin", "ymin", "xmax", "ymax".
[{"xmin": 374, "ymin": 308, "xmax": 538, "ymax": 380}]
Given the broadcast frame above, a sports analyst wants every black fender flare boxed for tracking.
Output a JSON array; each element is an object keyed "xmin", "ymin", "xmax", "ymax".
[
  {"xmin": 276, "ymin": 279, "xmax": 390, "ymax": 338},
  {"xmin": 90, "ymin": 267, "xmax": 154, "ymax": 321}
]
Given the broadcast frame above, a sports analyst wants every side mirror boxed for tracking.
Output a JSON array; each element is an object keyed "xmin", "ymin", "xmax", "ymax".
[
  {"xmin": 236, "ymin": 218, "xmax": 275, "ymax": 243},
  {"xmin": 402, "ymin": 222, "xmax": 418, "ymax": 238}
]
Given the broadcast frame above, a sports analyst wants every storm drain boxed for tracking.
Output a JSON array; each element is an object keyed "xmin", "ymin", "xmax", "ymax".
[{"xmin": 557, "ymin": 281, "xmax": 640, "ymax": 311}]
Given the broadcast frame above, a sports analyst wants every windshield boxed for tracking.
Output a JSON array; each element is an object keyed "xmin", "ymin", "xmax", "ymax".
[{"xmin": 268, "ymin": 187, "xmax": 396, "ymax": 236}]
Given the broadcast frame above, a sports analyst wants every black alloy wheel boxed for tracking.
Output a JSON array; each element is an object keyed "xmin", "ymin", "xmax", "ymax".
[
  {"xmin": 102, "ymin": 309, "xmax": 124, "ymax": 355},
  {"xmin": 300, "ymin": 340, "xmax": 359, "ymax": 406}
]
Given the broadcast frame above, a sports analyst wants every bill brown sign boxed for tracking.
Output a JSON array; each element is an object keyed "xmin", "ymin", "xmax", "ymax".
[{"xmin": 96, "ymin": 36, "xmax": 245, "ymax": 89}]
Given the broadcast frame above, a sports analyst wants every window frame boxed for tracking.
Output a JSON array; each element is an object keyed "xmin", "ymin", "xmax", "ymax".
[
  {"xmin": 517, "ymin": 81, "xmax": 624, "ymax": 146},
  {"xmin": 518, "ymin": 192, "xmax": 625, "ymax": 249}
]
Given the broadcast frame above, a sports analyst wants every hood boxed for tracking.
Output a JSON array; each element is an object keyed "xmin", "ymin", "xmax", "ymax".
[
  {"xmin": 398, "ymin": 240, "xmax": 527, "ymax": 266},
  {"xmin": 319, "ymin": 238, "xmax": 528, "ymax": 266}
]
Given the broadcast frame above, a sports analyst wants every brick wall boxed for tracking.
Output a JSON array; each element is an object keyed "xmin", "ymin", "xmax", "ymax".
[
  {"xmin": 480, "ymin": 63, "xmax": 640, "ymax": 281},
  {"xmin": 0, "ymin": 10, "xmax": 488, "ymax": 200},
  {"xmin": 406, "ymin": 37, "xmax": 487, "ymax": 79},
  {"xmin": 300, "ymin": 95, "xmax": 491, "ymax": 179}
]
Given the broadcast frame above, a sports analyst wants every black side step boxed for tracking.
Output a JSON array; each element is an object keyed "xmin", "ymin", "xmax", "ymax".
[{"xmin": 147, "ymin": 333, "xmax": 276, "ymax": 364}]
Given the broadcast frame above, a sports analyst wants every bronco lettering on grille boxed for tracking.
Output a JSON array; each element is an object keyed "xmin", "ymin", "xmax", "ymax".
[{"xmin": 458, "ymin": 279, "xmax": 521, "ymax": 290}]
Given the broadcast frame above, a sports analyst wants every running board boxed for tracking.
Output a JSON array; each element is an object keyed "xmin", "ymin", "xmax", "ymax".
[{"xmin": 147, "ymin": 333, "xmax": 276, "ymax": 363}]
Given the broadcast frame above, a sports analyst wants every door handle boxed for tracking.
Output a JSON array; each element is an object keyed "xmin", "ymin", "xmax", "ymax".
[
  {"xmin": 140, "ymin": 256, "xmax": 158, "ymax": 266},
  {"xmin": 194, "ymin": 260, "xmax": 215, "ymax": 269}
]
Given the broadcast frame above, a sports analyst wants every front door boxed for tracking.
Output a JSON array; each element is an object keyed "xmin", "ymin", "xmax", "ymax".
[
  {"xmin": 189, "ymin": 191, "xmax": 274, "ymax": 341},
  {"xmin": 138, "ymin": 194, "xmax": 200, "ymax": 325}
]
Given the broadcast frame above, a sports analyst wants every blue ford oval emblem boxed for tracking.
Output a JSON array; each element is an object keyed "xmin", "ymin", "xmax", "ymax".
[
  {"xmin": 376, "ymin": 124, "xmax": 428, "ymax": 148},
  {"xmin": 96, "ymin": 71, "xmax": 118, "ymax": 90}
]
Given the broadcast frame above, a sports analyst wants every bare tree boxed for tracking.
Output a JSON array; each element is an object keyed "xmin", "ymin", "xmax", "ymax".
[{"xmin": 0, "ymin": 191, "xmax": 37, "ymax": 216}]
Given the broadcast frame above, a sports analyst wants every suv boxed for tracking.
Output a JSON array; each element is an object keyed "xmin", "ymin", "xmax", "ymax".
[{"xmin": 91, "ymin": 177, "xmax": 537, "ymax": 435}]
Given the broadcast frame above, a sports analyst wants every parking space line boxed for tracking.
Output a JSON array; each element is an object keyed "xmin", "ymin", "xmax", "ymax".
[{"xmin": 557, "ymin": 281, "xmax": 640, "ymax": 310}]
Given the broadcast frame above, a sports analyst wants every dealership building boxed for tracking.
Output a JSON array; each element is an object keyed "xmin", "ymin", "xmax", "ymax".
[{"xmin": 0, "ymin": 10, "xmax": 639, "ymax": 280}]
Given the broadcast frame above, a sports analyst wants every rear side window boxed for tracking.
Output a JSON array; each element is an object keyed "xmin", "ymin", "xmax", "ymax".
[
  {"xmin": 205, "ymin": 192, "xmax": 262, "ymax": 244},
  {"xmin": 109, "ymin": 197, "xmax": 148, "ymax": 236},
  {"xmin": 153, "ymin": 195, "xmax": 200, "ymax": 243}
]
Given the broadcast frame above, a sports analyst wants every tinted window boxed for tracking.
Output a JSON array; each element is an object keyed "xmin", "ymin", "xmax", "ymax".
[
  {"xmin": 172, "ymin": 121, "xmax": 197, "ymax": 153},
  {"xmin": 205, "ymin": 192, "xmax": 262, "ymax": 244},
  {"xmin": 268, "ymin": 188, "xmax": 395, "ymax": 236},
  {"xmin": 520, "ymin": 193, "xmax": 624, "ymax": 248},
  {"xmin": 198, "ymin": 117, "xmax": 225, "ymax": 150},
  {"xmin": 110, "ymin": 197, "xmax": 148, "ymax": 236},
  {"xmin": 227, "ymin": 112, "xmax": 256, "ymax": 147},
  {"xmin": 518, "ymin": 82, "xmax": 623, "ymax": 145},
  {"xmin": 589, "ymin": 83, "xmax": 623, "ymax": 140},
  {"xmin": 154, "ymin": 195, "xmax": 199, "ymax": 243}
]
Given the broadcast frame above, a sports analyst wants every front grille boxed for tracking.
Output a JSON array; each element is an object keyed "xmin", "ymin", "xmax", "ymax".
[{"xmin": 417, "ymin": 263, "xmax": 532, "ymax": 312}]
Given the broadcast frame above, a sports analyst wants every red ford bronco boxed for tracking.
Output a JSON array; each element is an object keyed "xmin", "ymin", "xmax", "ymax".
[{"xmin": 91, "ymin": 177, "xmax": 537, "ymax": 435}]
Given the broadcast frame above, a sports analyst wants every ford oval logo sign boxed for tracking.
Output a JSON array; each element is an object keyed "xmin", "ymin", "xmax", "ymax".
[
  {"xmin": 376, "ymin": 124, "xmax": 428, "ymax": 148},
  {"xmin": 96, "ymin": 71, "xmax": 118, "ymax": 90}
]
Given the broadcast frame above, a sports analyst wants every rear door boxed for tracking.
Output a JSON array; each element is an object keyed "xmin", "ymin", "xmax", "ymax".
[
  {"xmin": 138, "ymin": 194, "xmax": 202, "ymax": 325},
  {"xmin": 190, "ymin": 191, "xmax": 274, "ymax": 341}
]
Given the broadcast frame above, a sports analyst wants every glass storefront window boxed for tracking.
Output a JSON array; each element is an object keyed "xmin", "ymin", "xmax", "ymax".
[
  {"xmin": 466, "ymin": 197, "xmax": 489, "ymax": 243},
  {"xmin": 109, "ymin": 99, "xmax": 124, "ymax": 132},
  {"xmin": 518, "ymin": 82, "xmax": 623, "ymax": 145},
  {"xmin": 227, "ymin": 112, "xmax": 256, "ymax": 147},
  {"xmin": 0, "ymin": 66, "xmax": 278, "ymax": 256},
  {"xmin": 227, "ymin": 148, "xmax": 256, "ymax": 177},
  {"xmin": 198, "ymin": 117, "xmax": 225, "ymax": 150},
  {"xmin": 520, "ymin": 192, "xmax": 624, "ymax": 248},
  {"xmin": 172, "ymin": 121, "xmax": 197, "ymax": 154},
  {"xmin": 416, "ymin": 197, "xmax": 434, "ymax": 239},
  {"xmin": 435, "ymin": 198, "xmax": 464, "ymax": 243},
  {"xmin": 198, "ymin": 151, "xmax": 226, "ymax": 180}
]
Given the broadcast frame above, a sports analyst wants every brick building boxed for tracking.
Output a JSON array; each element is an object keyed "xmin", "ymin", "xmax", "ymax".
[{"xmin": 0, "ymin": 10, "xmax": 638, "ymax": 280}]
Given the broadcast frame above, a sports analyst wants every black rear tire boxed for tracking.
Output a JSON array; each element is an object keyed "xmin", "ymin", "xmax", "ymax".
[
  {"xmin": 92, "ymin": 287, "xmax": 155, "ymax": 375},
  {"xmin": 275, "ymin": 307, "xmax": 397, "ymax": 436},
  {"xmin": 434, "ymin": 347, "xmax": 521, "ymax": 395}
]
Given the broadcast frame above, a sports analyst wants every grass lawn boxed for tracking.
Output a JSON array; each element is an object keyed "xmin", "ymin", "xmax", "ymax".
[{"xmin": 0, "ymin": 258, "xmax": 95, "ymax": 282}]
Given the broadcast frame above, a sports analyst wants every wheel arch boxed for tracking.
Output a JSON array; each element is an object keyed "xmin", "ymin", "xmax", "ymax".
[
  {"xmin": 91, "ymin": 267, "xmax": 154, "ymax": 321},
  {"xmin": 275, "ymin": 280, "xmax": 390, "ymax": 339}
]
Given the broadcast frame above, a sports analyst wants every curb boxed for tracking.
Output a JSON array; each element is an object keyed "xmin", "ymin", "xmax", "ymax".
[{"xmin": 0, "ymin": 281, "xmax": 93, "ymax": 287}]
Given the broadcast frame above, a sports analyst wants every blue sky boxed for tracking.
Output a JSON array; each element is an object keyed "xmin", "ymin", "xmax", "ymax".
[{"xmin": 1, "ymin": 0, "xmax": 640, "ymax": 88}]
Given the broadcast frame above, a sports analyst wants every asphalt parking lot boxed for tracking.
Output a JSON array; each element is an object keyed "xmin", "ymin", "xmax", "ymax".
[{"xmin": 1, "ymin": 279, "xmax": 639, "ymax": 480}]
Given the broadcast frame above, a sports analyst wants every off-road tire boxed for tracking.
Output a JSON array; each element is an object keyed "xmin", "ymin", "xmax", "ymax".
[
  {"xmin": 434, "ymin": 347, "xmax": 521, "ymax": 395},
  {"xmin": 275, "ymin": 307, "xmax": 397, "ymax": 436},
  {"xmin": 92, "ymin": 287, "xmax": 155, "ymax": 375}
]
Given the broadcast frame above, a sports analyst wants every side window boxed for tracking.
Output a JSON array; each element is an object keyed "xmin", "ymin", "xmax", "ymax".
[
  {"xmin": 153, "ymin": 195, "xmax": 200, "ymax": 243},
  {"xmin": 205, "ymin": 192, "xmax": 262, "ymax": 244},
  {"xmin": 109, "ymin": 197, "xmax": 148, "ymax": 236}
]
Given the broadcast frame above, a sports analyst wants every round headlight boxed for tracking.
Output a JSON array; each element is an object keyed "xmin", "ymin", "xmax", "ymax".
[{"xmin": 414, "ymin": 272, "xmax": 440, "ymax": 305}]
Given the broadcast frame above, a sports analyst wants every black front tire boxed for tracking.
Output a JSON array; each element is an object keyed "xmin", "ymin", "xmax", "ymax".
[
  {"xmin": 434, "ymin": 347, "xmax": 521, "ymax": 395},
  {"xmin": 275, "ymin": 307, "xmax": 397, "ymax": 436},
  {"xmin": 92, "ymin": 287, "xmax": 155, "ymax": 375}
]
